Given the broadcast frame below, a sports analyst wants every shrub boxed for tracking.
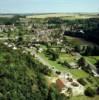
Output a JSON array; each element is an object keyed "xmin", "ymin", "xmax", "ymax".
[
  {"xmin": 46, "ymin": 49, "xmax": 59, "ymax": 61},
  {"xmin": 77, "ymin": 57, "xmax": 86, "ymax": 67},
  {"xmin": 67, "ymin": 78, "xmax": 73, "ymax": 82},
  {"xmin": 77, "ymin": 78, "xmax": 87, "ymax": 86},
  {"xmin": 56, "ymin": 71, "xmax": 61, "ymax": 75},
  {"xmin": 96, "ymin": 86, "xmax": 99, "ymax": 94},
  {"xmin": 63, "ymin": 60, "xmax": 71, "ymax": 68},
  {"xmin": 85, "ymin": 87, "xmax": 96, "ymax": 97},
  {"xmin": 86, "ymin": 77, "xmax": 93, "ymax": 83},
  {"xmin": 71, "ymin": 82, "xmax": 79, "ymax": 87}
]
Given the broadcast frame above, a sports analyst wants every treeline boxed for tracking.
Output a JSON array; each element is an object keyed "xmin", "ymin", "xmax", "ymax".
[
  {"xmin": 64, "ymin": 26, "xmax": 99, "ymax": 45},
  {"xmin": 64, "ymin": 18, "xmax": 99, "ymax": 45},
  {"xmin": 45, "ymin": 17, "xmax": 99, "ymax": 29},
  {"xmin": 75, "ymin": 45, "xmax": 99, "ymax": 56},
  {"xmin": 46, "ymin": 17, "xmax": 99, "ymax": 44},
  {"xmin": 0, "ymin": 15, "xmax": 23, "ymax": 25}
]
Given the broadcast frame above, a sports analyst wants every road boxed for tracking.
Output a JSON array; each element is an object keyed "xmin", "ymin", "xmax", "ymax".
[{"xmin": 25, "ymin": 48, "xmax": 52, "ymax": 68}]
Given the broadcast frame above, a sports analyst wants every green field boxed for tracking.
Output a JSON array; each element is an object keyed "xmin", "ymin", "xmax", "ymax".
[
  {"xmin": 71, "ymin": 95, "xmax": 99, "ymax": 100},
  {"xmin": 39, "ymin": 52, "xmax": 89, "ymax": 78},
  {"xmin": 66, "ymin": 36, "xmax": 95, "ymax": 46},
  {"xmin": 85, "ymin": 56, "xmax": 99, "ymax": 64},
  {"xmin": 60, "ymin": 53, "xmax": 76, "ymax": 62},
  {"xmin": 26, "ymin": 13, "xmax": 99, "ymax": 19}
]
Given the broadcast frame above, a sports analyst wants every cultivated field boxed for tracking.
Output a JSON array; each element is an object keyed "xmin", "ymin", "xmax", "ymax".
[{"xmin": 26, "ymin": 13, "xmax": 99, "ymax": 19}]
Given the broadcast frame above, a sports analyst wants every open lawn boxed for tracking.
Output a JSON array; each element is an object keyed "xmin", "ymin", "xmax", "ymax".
[{"xmin": 60, "ymin": 53, "xmax": 76, "ymax": 62}]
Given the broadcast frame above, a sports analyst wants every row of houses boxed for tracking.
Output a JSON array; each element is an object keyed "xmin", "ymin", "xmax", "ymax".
[
  {"xmin": 0, "ymin": 24, "xmax": 16, "ymax": 33},
  {"xmin": 4, "ymin": 42, "xmax": 17, "ymax": 50}
]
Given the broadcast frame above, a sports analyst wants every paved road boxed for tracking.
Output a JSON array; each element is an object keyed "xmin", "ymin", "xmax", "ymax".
[{"xmin": 26, "ymin": 48, "xmax": 52, "ymax": 68}]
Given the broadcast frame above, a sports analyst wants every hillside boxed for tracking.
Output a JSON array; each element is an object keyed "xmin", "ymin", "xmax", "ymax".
[{"xmin": 0, "ymin": 43, "xmax": 66, "ymax": 100}]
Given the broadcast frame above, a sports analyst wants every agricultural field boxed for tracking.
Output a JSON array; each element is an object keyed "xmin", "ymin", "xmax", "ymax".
[{"xmin": 26, "ymin": 13, "xmax": 99, "ymax": 19}]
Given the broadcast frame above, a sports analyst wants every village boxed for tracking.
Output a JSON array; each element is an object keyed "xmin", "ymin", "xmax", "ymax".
[
  {"xmin": 0, "ymin": 15, "xmax": 99, "ymax": 99},
  {"xmin": 2, "ymin": 33, "xmax": 99, "ymax": 97}
]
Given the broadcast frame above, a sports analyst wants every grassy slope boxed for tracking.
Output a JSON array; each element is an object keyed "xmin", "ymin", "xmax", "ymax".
[
  {"xmin": 39, "ymin": 52, "xmax": 89, "ymax": 79},
  {"xmin": 85, "ymin": 56, "xmax": 99, "ymax": 65},
  {"xmin": 71, "ymin": 95, "xmax": 99, "ymax": 100}
]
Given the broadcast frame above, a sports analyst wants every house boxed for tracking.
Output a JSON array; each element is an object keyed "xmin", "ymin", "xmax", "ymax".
[
  {"xmin": 13, "ymin": 46, "xmax": 17, "ymax": 50},
  {"xmin": 56, "ymin": 79, "xmax": 65, "ymax": 91},
  {"xmin": 61, "ymin": 48, "xmax": 66, "ymax": 53},
  {"xmin": 4, "ymin": 42, "xmax": 8, "ymax": 45},
  {"xmin": 38, "ymin": 48, "xmax": 43, "ymax": 53},
  {"xmin": 8, "ymin": 44, "xmax": 13, "ymax": 47},
  {"xmin": 0, "ymin": 24, "xmax": 16, "ymax": 32},
  {"xmin": 69, "ymin": 62, "xmax": 78, "ymax": 69},
  {"xmin": 79, "ymin": 30, "xmax": 85, "ymax": 34}
]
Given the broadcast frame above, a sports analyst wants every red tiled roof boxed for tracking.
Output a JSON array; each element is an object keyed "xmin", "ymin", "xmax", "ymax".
[{"xmin": 56, "ymin": 79, "xmax": 65, "ymax": 91}]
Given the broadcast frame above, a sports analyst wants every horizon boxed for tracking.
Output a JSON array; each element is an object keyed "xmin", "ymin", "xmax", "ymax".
[
  {"xmin": 0, "ymin": 12, "xmax": 99, "ymax": 15},
  {"xmin": 0, "ymin": 0, "xmax": 99, "ymax": 14}
]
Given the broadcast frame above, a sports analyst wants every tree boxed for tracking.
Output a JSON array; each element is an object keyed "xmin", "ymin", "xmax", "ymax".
[
  {"xmin": 0, "ymin": 45, "xmax": 52, "ymax": 100},
  {"xmin": 74, "ymin": 45, "xmax": 81, "ymax": 52},
  {"xmin": 78, "ymin": 57, "xmax": 86, "ymax": 67},
  {"xmin": 47, "ymin": 84, "xmax": 67, "ymax": 100},
  {"xmin": 83, "ymin": 46, "xmax": 92, "ymax": 56},
  {"xmin": 46, "ymin": 49, "xmax": 59, "ymax": 61},
  {"xmin": 52, "ymin": 52, "xmax": 59, "ymax": 61},
  {"xmin": 63, "ymin": 60, "xmax": 71, "ymax": 68},
  {"xmin": 84, "ymin": 87, "xmax": 96, "ymax": 97},
  {"xmin": 16, "ymin": 32, "xmax": 23, "ymax": 46},
  {"xmin": 95, "ymin": 60, "xmax": 99, "ymax": 68},
  {"xmin": 95, "ymin": 60, "xmax": 99, "ymax": 74},
  {"xmin": 96, "ymin": 87, "xmax": 99, "ymax": 94},
  {"xmin": 77, "ymin": 78, "xmax": 87, "ymax": 86}
]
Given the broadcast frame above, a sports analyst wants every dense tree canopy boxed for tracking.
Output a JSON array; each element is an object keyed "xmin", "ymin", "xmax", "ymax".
[{"xmin": 0, "ymin": 44, "xmax": 65, "ymax": 100}]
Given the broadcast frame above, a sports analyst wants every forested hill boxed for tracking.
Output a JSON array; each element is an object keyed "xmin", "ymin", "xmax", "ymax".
[
  {"xmin": 64, "ymin": 18, "xmax": 99, "ymax": 45},
  {"xmin": 0, "ymin": 44, "xmax": 66, "ymax": 100},
  {"xmin": 64, "ymin": 26, "xmax": 99, "ymax": 45}
]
